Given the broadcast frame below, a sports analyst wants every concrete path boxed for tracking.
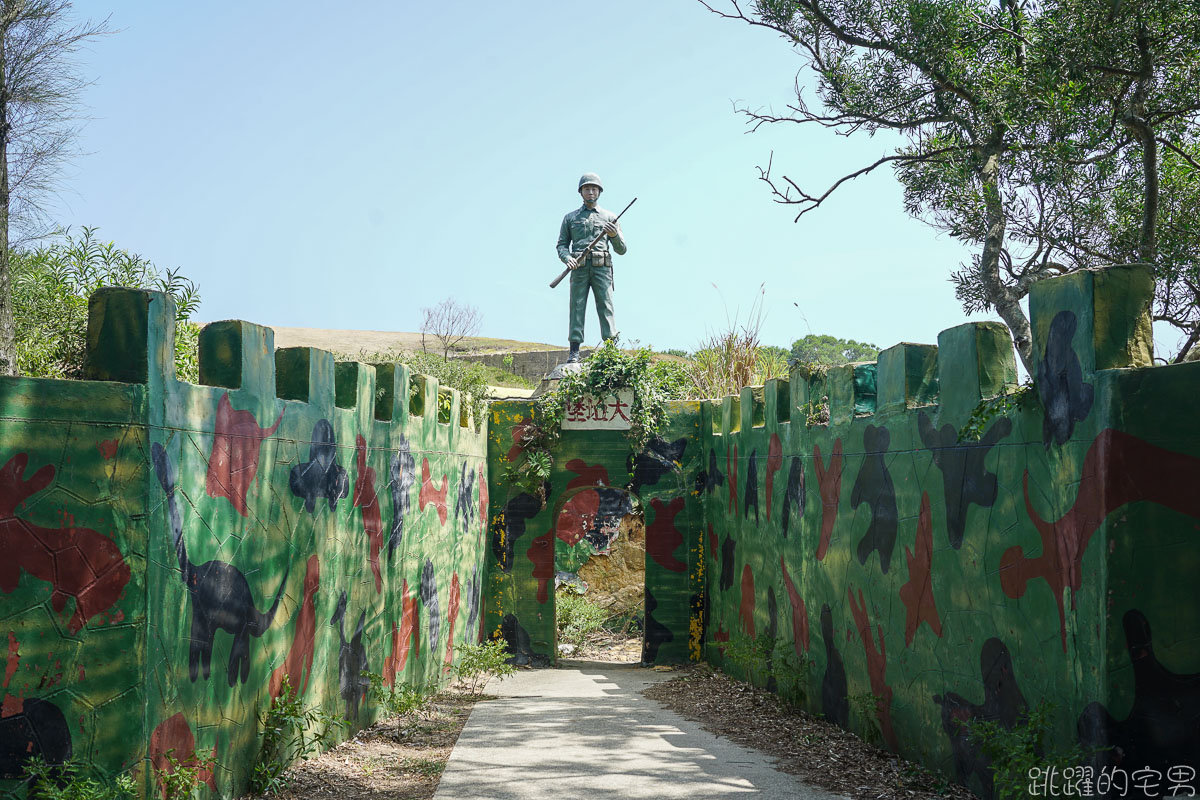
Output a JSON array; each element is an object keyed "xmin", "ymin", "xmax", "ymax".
[{"xmin": 434, "ymin": 662, "xmax": 846, "ymax": 800}]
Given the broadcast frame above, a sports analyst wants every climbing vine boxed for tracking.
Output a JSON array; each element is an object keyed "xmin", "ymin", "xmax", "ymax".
[{"xmin": 502, "ymin": 341, "xmax": 689, "ymax": 497}]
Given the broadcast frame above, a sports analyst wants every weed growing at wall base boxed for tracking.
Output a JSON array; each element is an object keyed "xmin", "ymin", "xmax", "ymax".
[
  {"xmin": 250, "ymin": 677, "xmax": 346, "ymax": 795},
  {"xmin": 22, "ymin": 757, "xmax": 137, "ymax": 800},
  {"xmin": 364, "ymin": 672, "xmax": 437, "ymax": 720},
  {"xmin": 966, "ymin": 701, "xmax": 1086, "ymax": 800},
  {"xmin": 154, "ymin": 750, "xmax": 217, "ymax": 800},
  {"xmin": 451, "ymin": 640, "xmax": 516, "ymax": 695}
]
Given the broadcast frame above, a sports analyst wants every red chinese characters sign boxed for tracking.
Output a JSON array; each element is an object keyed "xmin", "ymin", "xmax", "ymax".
[{"xmin": 561, "ymin": 389, "xmax": 634, "ymax": 431}]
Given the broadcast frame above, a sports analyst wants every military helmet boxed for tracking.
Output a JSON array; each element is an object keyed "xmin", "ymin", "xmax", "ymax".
[{"xmin": 578, "ymin": 173, "xmax": 603, "ymax": 192}]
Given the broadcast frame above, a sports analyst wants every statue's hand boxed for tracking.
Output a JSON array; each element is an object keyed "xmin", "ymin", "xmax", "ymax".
[
  {"xmin": 603, "ymin": 221, "xmax": 619, "ymax": 237},
  {"xmin": 566, "ymin": 256, "xmax": 578, "ymax": 270}
]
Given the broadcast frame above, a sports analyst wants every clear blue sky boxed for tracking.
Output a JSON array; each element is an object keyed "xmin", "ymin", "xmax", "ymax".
[{"xmin": 49, "ymin": 1, "xmax": 1006, "ymax": 356}]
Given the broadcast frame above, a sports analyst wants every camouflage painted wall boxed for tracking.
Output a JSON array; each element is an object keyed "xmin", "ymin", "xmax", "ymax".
[
  {"xmin": 484, "ymin": 402, "xmax": 704, "ymax": 666},
  {"xmin": 1, "ymin": 288, "xmax": 490, "ymax": 799},
  {"xmin": 701, "ymin": 265, "xmax": 1200, "ymax": 796}
]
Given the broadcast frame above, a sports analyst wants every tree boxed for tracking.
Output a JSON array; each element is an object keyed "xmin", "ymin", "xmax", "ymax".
[
  {"xmin": 1027, "ymin": 0, "xmax": 1200, "ymax": 361},
  {"xmin": 788, "ymin": 334, "xmax": 878, "ymax": 366},
  {"xmin": 420, "ymin": 297, "xmax": 482, "ymax": 360},
  {"xmin": 0, "ymin": 1, "xmax": 110, "ymax": 375},
  {"xmin": 700, "ymin": 0, "xmax": 1200, "ymax": 366},
  {"xmin": 12, "ymin": 226, "xmax": 201, "ymax": 380}
]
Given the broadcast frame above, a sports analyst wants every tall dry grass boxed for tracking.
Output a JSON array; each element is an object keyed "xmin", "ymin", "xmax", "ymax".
[{"xmin": 686, "ymin": 287, "xmax": 790, "ymax": 399}]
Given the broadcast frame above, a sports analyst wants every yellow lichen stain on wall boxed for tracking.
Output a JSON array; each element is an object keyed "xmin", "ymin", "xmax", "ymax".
[{"xmin": 687, "ymin": 535, "xmax": 705, "ymax": 661}]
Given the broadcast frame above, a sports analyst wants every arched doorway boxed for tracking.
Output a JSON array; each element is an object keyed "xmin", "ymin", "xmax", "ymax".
[{"xmin": 552, "ymin": 485, "xmax": 644, "ymax": 664}]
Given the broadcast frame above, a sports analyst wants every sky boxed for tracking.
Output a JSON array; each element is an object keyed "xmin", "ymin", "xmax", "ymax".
[{"xmin": 46, "ymin": 1, "xmax": 1018, "ymax": 357}]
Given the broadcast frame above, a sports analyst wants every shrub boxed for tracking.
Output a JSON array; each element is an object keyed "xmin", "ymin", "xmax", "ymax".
[
  {"xmin": 11, "ymin": 227, "xmax": 201, "ymax": 381},
  {"xmin": 451, "ymin": 640, "xmax": 516, "ymax": 695},
  {"xmin": 22, "ymin": 756, "xmax": 137, "ymax": 800},
  {"xmin": 966, "ymin": 701, "xmax": 1085, "ymax": 800},
  {"xmin": 556, "ymin": 591, "xmax": 610, "ymax": 649},
  {"xmin": 250, "ymin": 677, "xmax": 345, "ymax": 795},
  {"xmin": 154, "ymin": 750, "xmax": 216, "ymax": 800},
  {"xmin": 364, "ymin": 671, "xmax": 437, "ymax": 719}
]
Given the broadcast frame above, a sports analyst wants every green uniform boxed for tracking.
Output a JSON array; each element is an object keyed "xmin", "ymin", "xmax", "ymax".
[{"xmin": 557, "ymin": 203, "xmax": 627, "ymax": 345}]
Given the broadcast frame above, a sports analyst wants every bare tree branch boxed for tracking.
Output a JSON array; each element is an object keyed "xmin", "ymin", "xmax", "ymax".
[{"xmin": 420, "ymin": 298, "xmax": 482, "ymax": 361}]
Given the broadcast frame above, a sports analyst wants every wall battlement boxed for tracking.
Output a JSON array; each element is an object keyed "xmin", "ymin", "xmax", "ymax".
[
  {"xmin": 0, "ymin": 287, "xmax": 489, "ymax": 799},
  {"xmin": 0, "ymin": 264, "xmax": 1193, "ymax": 799},
  {"xmin": 699, "ymin": 264, "xmax": 1196, "ymax": 793}
]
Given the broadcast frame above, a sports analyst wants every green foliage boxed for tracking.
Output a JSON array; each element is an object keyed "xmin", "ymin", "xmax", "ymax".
[
  {"xmin": 959, "ymin": 379, "xmax": 1036, "ymax": 442},
  {"xmin": 540, "ymin": 340, "xmax": 690, "ymax": 452},
  {"xmin": 686, "ymin": 291, "xmax": 788, "ymax": 399},
  {"xmin": 251, "ymin": 676, "xmax": 346, "ymax": 796},
  {"xmin": 501, "ymin": 447, "xmax": 551, "ymax": 499},
  {"xmin": 721, "ymin": 634, "xmax": 813, "ymax": 707},
  {"xmin": 365, "ymin": 671, "xmax": 437, "ymax": 720},
  {"xmin": 713, "ymin": 0, "xmax": 1200, "ymax": 364},
  {"xmin": 555, "ymin": 590, "xmax": 611, "ymax": 649},
  {"xmin": 11, "ymin": 227, "xmax": 201, "ymax": 380},
  {"xmin": 339, "ymin": 347, "xmax": 493, "ymax": 427},
  {"xmin": 154, "ymin": 750, "xmax": 217, "ymax": 800},
  {"xmin": 21, "ymin": 757, "xmax": 137, "ymax": 800},
  {"xmin": 451, "ymin": 640, "xmax": 516, "ymax": 695},
  {"xmin": 788, "ymin": 334, "xmax": 879, "ymax": 367},
  {"xmin": 847, "ymin": 692, "xmax": 886, "ymax": 746},
  {"xmin": 799, "ymin": 396, "xmax": 830, "ymax": 427},
  {"xmin": 478, "ymin": 359, "xmax": 531, "ymax": 389},
  {"xmin": 966, "ymin": 701, "xmax": 1085, "ymax": 800},
  {"xmin": 720, "ymin": 632, "xmax": 773, "ymax": 678}
]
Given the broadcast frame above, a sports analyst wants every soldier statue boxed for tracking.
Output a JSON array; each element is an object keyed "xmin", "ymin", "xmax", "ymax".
[{"xmin": 556, "ymin": 172, "xmax": 627, "ymax": 363}]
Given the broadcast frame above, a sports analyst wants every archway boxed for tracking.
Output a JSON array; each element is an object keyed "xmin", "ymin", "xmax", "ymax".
[{"xmin": 552, "ymin": 485, "xmax": 644, "ymax": 664}]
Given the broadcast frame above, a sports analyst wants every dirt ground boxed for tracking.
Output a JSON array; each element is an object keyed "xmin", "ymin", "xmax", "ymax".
[
  {"xmin": 643, "ymin": 664, "xmax": 975, "ymax": 800},
  {"xmin": 242, "ymin": 649, "xmax": 973, "ymax": 800},
  {"xmin": 240, "ymin": 691, "xmax": 482, "ymax": 800}
]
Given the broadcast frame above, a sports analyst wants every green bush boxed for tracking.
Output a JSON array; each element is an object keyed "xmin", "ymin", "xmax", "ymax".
[
  {"xmin": 721, "ymin": 634, "xmax": 813, "ymax": 707},
  {"xmin": 12, "ymin": 227, "xmax": 201, "ymax": 381},
  {"xmin": 154, "ymin": 750, "xmax": 216, "ymax": 800},
  {"xmin": 451, "ymin": 640, "xmax": 516, "ymax": 695},
  {"xmin": 556, "ymin": 591, "xmax": 612, "ymax": 649},
  {"xmin": 966, "ymin": 701, "xmax": 1085, "ymax": 800},
  {"xmin": 250, "ymin": 677, "xmax": 345, "ymax": 795},
  {"xmin": 364, "ymin": 671, "xmax": 437, "ymax": 719},
  {"xmin": 21, "ymin": 756, "xmax": 137, "ymax": 800}
]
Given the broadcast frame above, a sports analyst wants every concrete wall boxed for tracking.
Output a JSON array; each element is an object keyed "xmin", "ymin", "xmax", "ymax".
[
  {"xmin": 457, "ymin": 349, "xmax": 587, "ymax": 383},
  {"xmin": 3, "ymin": 263, "xmax": 1197, "ymax": 798},
  {"xmin": 700, "ymin": 265, "xmax": 1200, "ymax": 796},
  {"xmin": 0, "ymin": 288, "xmax": 490, "ymax": 799},
  {"xmin": 484, "ymin": 403, "xmax": 705, "ymax": 666}
]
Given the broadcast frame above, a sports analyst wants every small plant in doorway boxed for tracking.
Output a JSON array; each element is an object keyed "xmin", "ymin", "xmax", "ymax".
[{"xmin": 556, "ymin": 590, "xmax": 610, "ymax": 650}]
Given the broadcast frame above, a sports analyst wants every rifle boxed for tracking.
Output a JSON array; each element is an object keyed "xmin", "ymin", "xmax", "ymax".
[{"xmin": 549, "ymin": 197, "xmax": 637, "ymax": 289}]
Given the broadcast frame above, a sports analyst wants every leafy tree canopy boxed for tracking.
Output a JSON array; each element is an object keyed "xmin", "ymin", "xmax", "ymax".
[
  {"xmin": 789, "ymin": 334, "xmax": 879, "ymax": 366},
  {"xmin": 12, "ymin": 227, "xmax": 200, "ymax": 380}
]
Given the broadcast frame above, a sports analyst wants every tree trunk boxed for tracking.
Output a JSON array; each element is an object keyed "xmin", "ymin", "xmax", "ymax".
[
  {"xmin": 977, "ymin": 139, "xmax": 1035, "ymax": 373},
  {"xmin": 0, "ymin": 29, "xmax": 14, "ymax": 377}
]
